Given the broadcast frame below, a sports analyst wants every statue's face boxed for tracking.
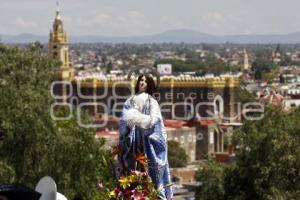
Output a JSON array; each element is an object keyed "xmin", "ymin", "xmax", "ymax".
[{"xmin": 139, "ymin": 76, "xmax": 147, "ymax": 93}]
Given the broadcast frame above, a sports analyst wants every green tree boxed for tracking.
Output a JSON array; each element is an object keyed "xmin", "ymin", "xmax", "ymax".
[
  {"xmin": 226, "ymin": 106, "xmax": 300, "ymax": 199},
  {"xmin": 236, "ymin": 87, "xmax": 256, "ymax": 104},
  {"xmin": 194, "ymin": 158, "xmax": 226, "ymax": 200},
  {"xmin": 0, "ymin": 44, "xmax": 113, "ymax": 199},
  {"xmin": 167, "ymin": 141, "xmax": 188, "ymax": 168},
  {"xmin": 252, "ymin": 58, "xmax": 276, "ymax": 81},
  {"xmin": 194, "ymin": 106, "xmax": 300, "ymax": 200},
  {"xmin": 154, "ymin": 56, "xmax": 229, "ymax": 75},
  {"xmin": 254, "ymin": 49, "xmax": 273, "ymax": 60},
  {"xmin": 0, "ymin": 161, "xmax": 15, "ymax": 183}
]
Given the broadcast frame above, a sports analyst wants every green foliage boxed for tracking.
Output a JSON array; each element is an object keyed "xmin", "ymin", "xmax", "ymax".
[
  {"xmin": 194, "ymin": 158, "xmax": 226, "ymax": 200},
  {"xmin": 262, "ymin": 69, "xmax": 279, "ymax": 84},
  {"xmin": 167, "ymin": 141, "xmax": 188, "ymax": 168},
  {"xmin": 236, "ymin": 87, "xmax": 256, "ymax": 104},
  {"xmin": 229, "ymin": 106, "xmax": 300, "ymax": 199},
  {"xmin": 0, "ymin": 44, "xmax": 113, "ymax": 199},
  {"xmin": 252, "ymin": 58, "xmax": 276, "ymax": 81},
  {"xmin": 0, "ymin": 161, "xmax": 15, "ymax": 183},
  {"xmin": 195, "ymin": 106, "xmax": 300, "ymax": 200},
  {"xmin": 155, "ymin": 59, "xmax": 203, "ymax": 73},
  {"xmin": 155, "ymin": 55, "xmax": 239, "ymax": 75},
  {"xmin": 254, "ymin": 48, "xmax": 273, "ymax": 60}
]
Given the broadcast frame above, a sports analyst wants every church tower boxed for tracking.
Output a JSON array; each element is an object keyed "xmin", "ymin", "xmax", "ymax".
[
  {"xmin": 243, "ymin": 49, "xmax": 249, "ymax": 71},
  {"xmin": 49, "ymin": 2, "xmax": 73, "ymax": 80}
]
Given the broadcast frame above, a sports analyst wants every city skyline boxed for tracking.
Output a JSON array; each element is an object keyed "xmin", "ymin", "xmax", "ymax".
[{"xmin": 1, "ymin": 0, "xmax": 300, "ymax": 36}]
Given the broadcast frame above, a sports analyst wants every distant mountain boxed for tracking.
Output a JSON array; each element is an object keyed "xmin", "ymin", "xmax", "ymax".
[
  {"xmin": 0, "ymin": 33, "xmax": 48, "ymax": 44},
  {"xmin": 2, "ymin": 29, "xmax": 300, "ymax": 44}
]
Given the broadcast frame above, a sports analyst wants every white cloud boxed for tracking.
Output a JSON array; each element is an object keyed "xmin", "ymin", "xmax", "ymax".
[
  {"xmin": 202, "ymin": 12, "xmax": 227, "ymax": 24},
  {"xmin": 157, "ymin": 12, "xmax": 246, "ymax": 35},
  {"xmin": 200, "ymin": 11, "xmax": 245, "ymax": 35},
  {"xmin": 1, "ymin": 0, "xmax": 300, "ymax": 35},
  {"xmin": 63, "ymin": 8, "xmax": 149, "ymax": 36},
  {"xmin": 14, "ymin": 18, "xmax": 37, "ymax": 28}
]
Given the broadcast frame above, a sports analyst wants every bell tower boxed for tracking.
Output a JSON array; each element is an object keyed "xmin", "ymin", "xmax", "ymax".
[
  {"xmin": 243, "ymin": 49, "xmax": 249, "ymax": 71},
  {"xmin": 49, "ymin": 2, "xmax": 73, "ymax": 80}
]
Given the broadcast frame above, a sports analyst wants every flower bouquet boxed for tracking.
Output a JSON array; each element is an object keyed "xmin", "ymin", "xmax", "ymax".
[
  {"xmin": 109, "ymin": 170, "xmax": 159, "ymax": 200},
  {"xmin": 107, "ymin": 145, "xmax": 160, "ymax": 200}
]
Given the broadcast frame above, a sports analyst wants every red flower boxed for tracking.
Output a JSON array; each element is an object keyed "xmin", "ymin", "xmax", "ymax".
[
  {"xmin": 143, "ymin": 188, "xmax": 150, "ymax": 196},
  {"xmin": 123, "ymin": 188, "xmax": 133, "ymax": 198},
  {"xmin": 114, "ymin": 188, "xmax": 120, "ymax": 193},
  {"xmin": 132, "ymin": 190, "xmax": 145, "ymax": 200}
]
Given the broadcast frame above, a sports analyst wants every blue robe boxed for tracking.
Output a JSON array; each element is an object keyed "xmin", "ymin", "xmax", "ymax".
[{"xmin": 118, "ymin": 95, "xmax": 173, "ymax": 200}]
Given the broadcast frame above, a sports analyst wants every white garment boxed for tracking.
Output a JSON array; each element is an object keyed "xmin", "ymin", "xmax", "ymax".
[
  {"xmin": 123, "ymin": 95, "xmax": 162, "ymax": 129},
  {"xmin": 133, "ymin": 92, "xmax": 149, "ymax": 112}
]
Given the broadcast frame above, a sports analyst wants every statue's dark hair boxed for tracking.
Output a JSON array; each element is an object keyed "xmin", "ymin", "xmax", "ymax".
[{"xmin": 134, "ymin": 74, "xmax": 157, "ymax": 96}]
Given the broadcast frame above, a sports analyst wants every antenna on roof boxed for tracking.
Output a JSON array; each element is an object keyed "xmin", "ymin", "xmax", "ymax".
[{"xmin": 56, "ymin": 1, "xmax": 60, "ymax": 16}]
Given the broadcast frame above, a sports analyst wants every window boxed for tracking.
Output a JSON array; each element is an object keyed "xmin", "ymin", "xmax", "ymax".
[
  {"xmin": 180, "ymin": 136, "xmax": 185, "ymax": 144},
  {"xmin": 214, "ymin": 95, "xmax": 224, "ymax": 115},
  {"xmin": 188, "ymin": 134, "xmax": 193, "ymax": 143},
  {"xmin": 174, "ymin": 137, "xmax": 178, "ymax": 142},
  {"xmin": 209, "ymin": 132, "xmax": 214, "ymax": 144},
  {"xmin": 64, "ymin": 52, "xmax": 68, "ymax": 64},
  {"xmin": 190, "ymin": 150, "xmax": 195, "ymax": 161}
]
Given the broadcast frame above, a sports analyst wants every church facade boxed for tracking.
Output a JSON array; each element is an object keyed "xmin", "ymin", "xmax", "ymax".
[
  {"xmin": 48, "ymin": 8, "xmax": 240, "ymax": 123},
  {"xmin": 49, "ymin": 7, "xmax": 241, "ymax": 161}
]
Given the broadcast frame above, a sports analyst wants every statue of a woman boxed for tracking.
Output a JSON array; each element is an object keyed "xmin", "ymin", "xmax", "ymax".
[{"xmin": 118, "ymin": 74, "xmax": 173, "ymax": 200}]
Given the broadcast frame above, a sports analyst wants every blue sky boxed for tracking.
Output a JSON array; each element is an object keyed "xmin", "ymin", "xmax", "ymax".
[{"xmin": 1, "ymin": 0, "xmax": 300, "ymax": 36}]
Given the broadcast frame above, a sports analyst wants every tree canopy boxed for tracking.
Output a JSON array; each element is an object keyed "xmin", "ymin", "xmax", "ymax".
[
  {"xmin": 0, "ymin": 44, "xmax": 113, "ymax": 200},
  {"xmin": 252, "ymin": 58, "xmax": 276, "ymax": 81},
  {"xmin": 167, "ymin": 140, "xmax": 188, "ymax": 168},
  {"xmin": 155, "ymin": 54, "xmax": 239, "ymax": 75},
  {"xmin": 195, "ymin": 106, "xmax": 300, "ymax": 200}
]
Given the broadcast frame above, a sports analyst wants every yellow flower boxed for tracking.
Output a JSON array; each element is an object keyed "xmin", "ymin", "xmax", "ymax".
[
  {"xmin": 109, "ymin": 190, "xmax": 116, "ymax": 197},
  {"xmin": 129, "ymin": 174, "xmax": 137, "ymax": 183},
  {"xmin": 119, "ymin": 177, "xmax": 131, "ymax": 189}
]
